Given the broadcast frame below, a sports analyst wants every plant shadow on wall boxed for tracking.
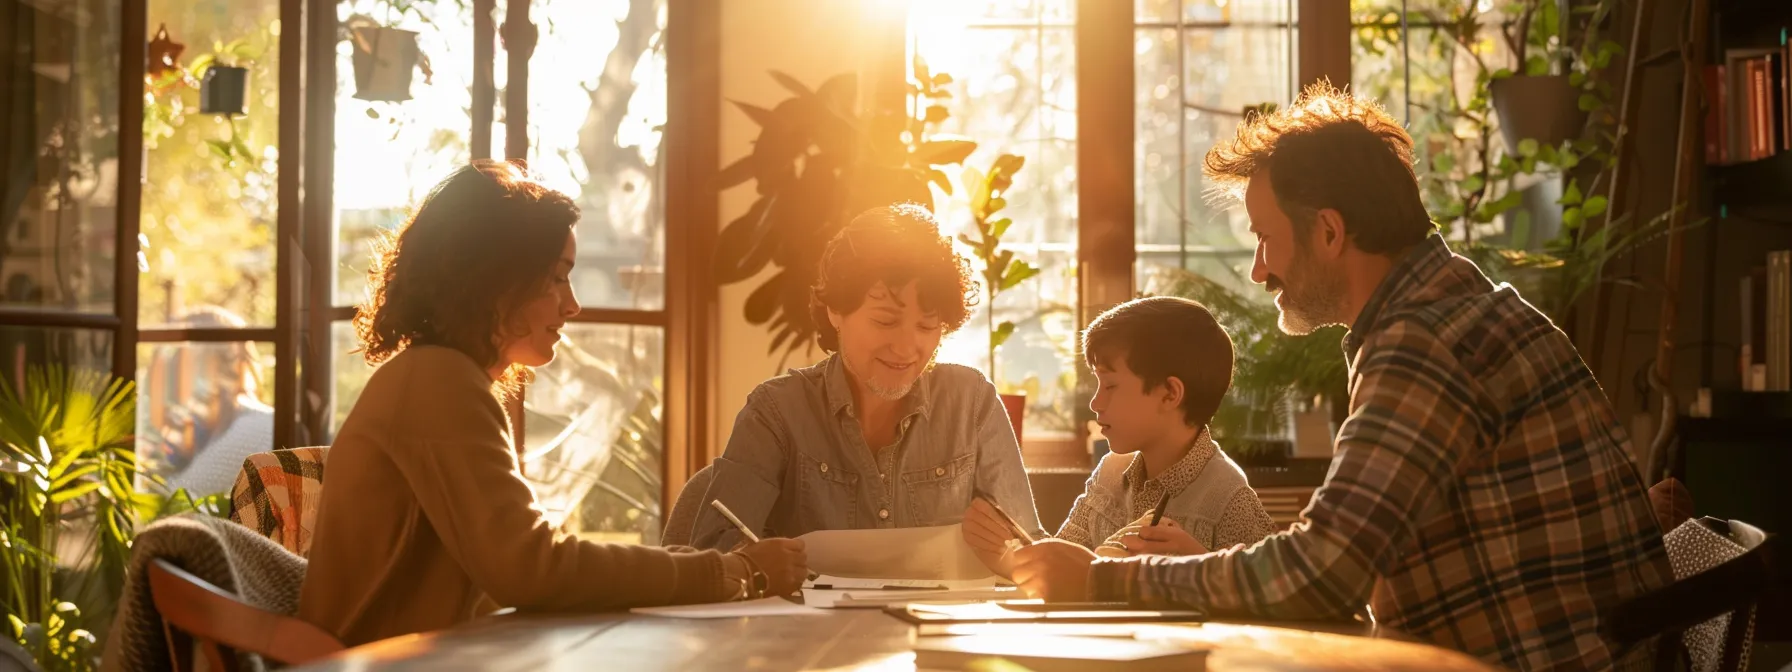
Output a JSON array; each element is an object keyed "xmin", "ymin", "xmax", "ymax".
[
  {"xmin": 1, "ymin": 367, "xmax": 228, "ymax": 672},
  {"xmin": 713, "ymin": 62, "xmax": 983, "ymax": 368}
]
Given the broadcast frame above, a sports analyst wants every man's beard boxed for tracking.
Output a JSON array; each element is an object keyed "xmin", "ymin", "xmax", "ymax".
[{"xmin": 1271, "ymin": 245, "xmax": 1347, "ymax": 335}]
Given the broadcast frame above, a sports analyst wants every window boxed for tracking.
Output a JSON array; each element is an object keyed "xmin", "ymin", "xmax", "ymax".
[
  {"xmin": 1134, "ymin": 0, "xmax": 1298, "ymax": 299},
  {"xmin": 325, "ymin": 0, "xmax": 672, "ymax": 543},
  {"xmin": 910, "ymin": 0, "xmax": 1081, "ymax": 440}
]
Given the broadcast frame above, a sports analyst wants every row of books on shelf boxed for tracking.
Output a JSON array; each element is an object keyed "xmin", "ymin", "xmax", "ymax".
[
  {"xmin": 1740, "ymin": 249, "xmax": 1792, "ymax": 391},
  {"xmin": 1704, "ymin": 43, "xmax": 1792, "ymax": 165}
]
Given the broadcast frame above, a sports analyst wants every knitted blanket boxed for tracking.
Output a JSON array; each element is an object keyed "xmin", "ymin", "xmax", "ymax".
[{"xmin": 100, "ymin": 514, "xmax": 308, "ymax": 672}]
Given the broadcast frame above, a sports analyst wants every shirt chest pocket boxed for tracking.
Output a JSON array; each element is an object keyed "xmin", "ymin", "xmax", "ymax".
[
  {"xmin": 900, "ymin": 452, "xmax": 976, "ymax": 527},
  {"xmin": 795, "ymin": 450, "xmax": 859, "ymax": 529}
]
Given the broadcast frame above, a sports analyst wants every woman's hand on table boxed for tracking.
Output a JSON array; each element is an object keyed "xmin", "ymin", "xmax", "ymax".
[
  {"xmin": 733, "ymin": 538, "xmax": 808, "ymax": 597},
  {"xmin": 1009, "ymin": 538, "xmax": 1096, "ymax": 602}
]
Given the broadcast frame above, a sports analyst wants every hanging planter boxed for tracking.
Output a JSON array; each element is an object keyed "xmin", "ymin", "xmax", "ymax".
[
  {"xmin": 1489, "ymin": 74, "xmax": 1589, "ymax": 155},
  {"xmin": 199, "ymin": 65, "xmax": 249, "ymax": 116},
  {"xmin": 350, "ymin": 23, "xmax": 426, "ymax": 102}
]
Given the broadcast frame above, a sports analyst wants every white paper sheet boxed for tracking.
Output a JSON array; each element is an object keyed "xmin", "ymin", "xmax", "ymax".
[
  {"xmin": 628, "ymin": 596, "xmax": 828, "ymax": 619},
  {"xmin": 796, "ymin": 524, "xmax": 995, "ymax": 580}
]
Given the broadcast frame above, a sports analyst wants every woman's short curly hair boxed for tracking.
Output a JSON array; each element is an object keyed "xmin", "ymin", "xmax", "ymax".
[
  {"xmin": 809, "ymin": 204, "xmax": 978, "ymax": 353},
  {"xmin": 353, "ymin": 160, "xmax": 579, "ymax": 390}
]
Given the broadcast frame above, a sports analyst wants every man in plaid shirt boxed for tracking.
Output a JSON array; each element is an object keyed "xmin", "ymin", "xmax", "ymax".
[{"xmin": 1011, "ymin": 84, "xmax": 1674, "ymax": 671}]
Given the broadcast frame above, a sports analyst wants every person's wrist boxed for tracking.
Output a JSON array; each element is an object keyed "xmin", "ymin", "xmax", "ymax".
[
  {"xmin": 722, "ymin": 553, "xmax": 751, "ymax": 601},
  {"xmin": 733, "ymin": 550, "xmax": 770, "ymax": 599}
]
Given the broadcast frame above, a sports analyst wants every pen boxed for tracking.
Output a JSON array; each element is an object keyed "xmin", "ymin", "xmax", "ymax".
[
  {"xmin": 711, "ymin": 499, "xmax": 819, "ymax": 581},
  {"xmin": 1149, "ymin": 489, "xmax": 1172, "ymax": 527},
  {"xmin": 974, "ymin": 489, "xmax": 1036, "ymax": 545},
  {"xmin": 709, "ymin": 499, "xmax": 761, "ymax": 543}
]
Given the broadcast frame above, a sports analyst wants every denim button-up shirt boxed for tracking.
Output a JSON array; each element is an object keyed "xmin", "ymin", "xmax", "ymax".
[{"xmin": 690, "ymin": 355, "xmax": 1045, "ymax": 551}]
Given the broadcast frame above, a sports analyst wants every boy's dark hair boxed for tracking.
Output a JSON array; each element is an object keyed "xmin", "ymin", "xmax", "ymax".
[{"xmin": 1082, "ymin": 296, "xmax": 1234, "ymax": 428}]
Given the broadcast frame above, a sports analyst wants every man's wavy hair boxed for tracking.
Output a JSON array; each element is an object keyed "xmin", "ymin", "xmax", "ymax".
[
  {"xmin": 809, "ymin": 204, "xmax": 978, "ymax": 353},
  {"xmin": 353, "ymin": 160, "xmax": 579, "ymax": 393},
  {"xmin": 1204, "ymin": 82, "xmax": 1435, "ymax": 255}
]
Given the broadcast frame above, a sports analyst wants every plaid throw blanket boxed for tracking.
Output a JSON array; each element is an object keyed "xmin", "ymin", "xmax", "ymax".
[
  {"xmin": 99, "ymin": 514, "xmax": 308, "ymax": 672},
  {"xmin": 229, "ymin": 448, "xmax": 328, "ymax": 557}
]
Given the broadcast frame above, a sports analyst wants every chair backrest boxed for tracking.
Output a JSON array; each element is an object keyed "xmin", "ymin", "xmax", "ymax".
[
  {"xmin": 661, "ymin": 464, "xmax": 716, "ymax": 547},
  {"xmin": 147, "ymin": 558, "xmax": 343, "ymax": 671},
  {"xmin": 1603, "ymin": 518, "xmax": 1780, "ymax": 672},
  {"xmin": 229, "ymin": 447, "xmax": 329, "ymax": 557}
]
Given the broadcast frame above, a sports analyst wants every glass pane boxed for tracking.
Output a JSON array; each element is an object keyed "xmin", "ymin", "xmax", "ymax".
[
  {"xmin": 136, "ymin": 338, "xmax": 275, "ymax": 498},
  {"xmin": 1350, "ymin": 2, "xmax": 1517, "ymax": 240},
  {"xmin": 139, "ymin": 0, "xmax": 282, "ymax": 327},
  {"xmin": 914, "ymin": 11, "xmax": 1079, "ymax": 438},
  {"xmin": 331, "ymin": 319, "xmax": 370, "ymax": 433},
  {"xmin": 913, "ymin": 0, "xmax": 1070, "ymax": 22},
  {"xmin": 333, "ymin": 0, "xmax": 488, "ymax": 307},
  {"xmin": 1134, "ymin": 7, "xmax": 1295, "ymax": 291},
  {"xmin": 0, "ymin": 327, "xmax": 112, "ymax": 389},
  {"xmin": 528, "ymin": 0, "xmax": 668, "ymax": 311},
  {"xmin": 525, "ymin": 324, "xmax": 664, "ymax": 544},
  {"xmin": 2, "ymin": 0, "xmax": 121, "ymax": 314}
]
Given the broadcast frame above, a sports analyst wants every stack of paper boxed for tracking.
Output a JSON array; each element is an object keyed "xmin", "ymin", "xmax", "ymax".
[
  {"xmin": 914, "ymin": 635, "xmax": 1209, "ymax": 671},
  {"xmin": 628, "ymin": 597, "xmax": 827, "ymax": 619},
  {"xmin": 797, "ymin": 524, "xmax": 993, "ymax": 580}
]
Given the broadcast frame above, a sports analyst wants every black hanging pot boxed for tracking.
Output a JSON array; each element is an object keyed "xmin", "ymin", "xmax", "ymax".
[
  {"xmin": 1489, "ymin": 74, "xmax": 1589, "ymax": 154},
  {"xmin": 199, "ymin": 65, "xmax": 249, "ymax": 116},
  {"xmin": 351, "ymin": 26, "xmax": 422, "ymax": 102}
]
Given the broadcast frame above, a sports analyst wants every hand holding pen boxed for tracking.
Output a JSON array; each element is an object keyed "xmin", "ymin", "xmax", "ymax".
[{"xmin": 709, "ymin": 499, "xmax": 812, "ymax": 595}]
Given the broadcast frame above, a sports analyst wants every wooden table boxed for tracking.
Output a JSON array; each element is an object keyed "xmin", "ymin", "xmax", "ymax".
[{"xmin": 289, "ymin": 604, "xmax": 1498, "ymax": 671}]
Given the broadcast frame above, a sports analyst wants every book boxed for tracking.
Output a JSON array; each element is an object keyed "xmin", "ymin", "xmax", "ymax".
[
  {"xmin": 914, "ymin": 635, "xmax": 1209, "ymax": 672},
  {"xmin": 1769, "ymin": 251, "xmax": 1792, "ymax": 391},
  {"xmin": 889, "ymin": 601, "xmax": 1206, "ymax": 636}
]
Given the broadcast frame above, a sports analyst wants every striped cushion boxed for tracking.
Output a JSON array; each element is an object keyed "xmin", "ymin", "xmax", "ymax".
[{"xmin": 229, "ymin": 447, "xmax": 328, "ymax": 557}]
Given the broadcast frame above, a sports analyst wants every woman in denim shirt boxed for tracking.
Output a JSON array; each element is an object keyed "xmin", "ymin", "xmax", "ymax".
[{"xmin": 688, "ymin": 204, "xmax": 1044, "ymax": 575}]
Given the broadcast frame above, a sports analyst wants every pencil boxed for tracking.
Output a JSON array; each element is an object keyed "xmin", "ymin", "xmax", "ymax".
[
  {"xmin": 975, "ymin": 489, "xmax": 1036, "ymax": 545},
  {"xmin": 709, "ymin": 499, "xmax": 761, "ymax": 543},
  {"xmin": 1149, "ymin": 489, "xmax": 1173, "ymax": 527}
]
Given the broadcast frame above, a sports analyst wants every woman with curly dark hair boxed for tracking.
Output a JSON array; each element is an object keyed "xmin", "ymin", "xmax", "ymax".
[
  {"xmin": 299, "ymin": 161, "xmax": 807, "ymax": 647},
  {"xmin": 683, "ymin": 204, "xmax": 1043, "ymax": 577}
]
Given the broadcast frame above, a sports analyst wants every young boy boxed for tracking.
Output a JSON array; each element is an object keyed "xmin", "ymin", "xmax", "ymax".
[{"xmin": 966, "ymin": 296, "xmax": 1274, "ymax": 563}]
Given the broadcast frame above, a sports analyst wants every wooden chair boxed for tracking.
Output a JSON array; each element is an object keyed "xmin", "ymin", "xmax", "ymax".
[
  {"xmin": 1603, "ymin": 519, "xmax": 1782, "ymax": 672},
  {"xmin": 146, "ymin": 559, "xmax": 344, "ymax": 671}
]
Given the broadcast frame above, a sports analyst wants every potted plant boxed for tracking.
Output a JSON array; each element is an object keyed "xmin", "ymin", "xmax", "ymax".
[
  {"xmin": 957, "ymin": 153, "xmax": 1038, "ymax": 440},
  {"xmin": 344, "ymin": 5, "xmax": 435, "ymax": 103},
  {"xmin": 1486, "ymin": 0, "xmax": 1621, "ymax": 155},
  {"xmin": 714, "ymin": 60, "xmax": 980, "ymax": 365},
  {"xmin": 191, "ymin": 38, "xmax": 261, "ymax": 116}
]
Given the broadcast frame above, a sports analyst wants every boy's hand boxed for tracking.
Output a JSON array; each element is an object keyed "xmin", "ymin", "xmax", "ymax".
[
  {"xmin": 962, "ymin": 498, "xmax": 1019, "ymax": 576},
  {"xmin": 1106, "ymin": 512, "xmax": 1208, "ymax": 556},
  {"xmin": 1011, "ymin": 538, "xmax": 1097, "ymax": 601}
]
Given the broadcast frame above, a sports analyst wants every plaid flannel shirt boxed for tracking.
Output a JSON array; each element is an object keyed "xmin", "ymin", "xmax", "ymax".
[{"xmin": 1090, "ymin": 235, "xmax": 1674, "ymax": 671}]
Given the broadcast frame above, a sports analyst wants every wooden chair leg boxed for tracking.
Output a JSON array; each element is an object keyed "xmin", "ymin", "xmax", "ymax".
[{"xmin": 161, "ymin": 620, "xmax": 193, "ymax": 672}]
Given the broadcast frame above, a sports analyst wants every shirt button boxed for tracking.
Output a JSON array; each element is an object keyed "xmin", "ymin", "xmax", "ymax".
[
  {"xmin": 819, "ymin": 462, "xmax": 829, "ymax": 474},
  {"xmin": 878, "ymin": 508, "xmax": 890, "ymax": 520},
  {"xmin": 935, "ymin": 466, "xmax": 946, "ymax": 476}
]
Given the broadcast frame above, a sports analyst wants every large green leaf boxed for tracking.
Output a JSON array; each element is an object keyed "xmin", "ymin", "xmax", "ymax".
[{"xmin": 914, "ymin": 139, "xmax": 978, "ymax": 166}]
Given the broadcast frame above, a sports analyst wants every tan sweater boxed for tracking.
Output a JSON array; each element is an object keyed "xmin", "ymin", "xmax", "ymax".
[{"xmin": 297, "ymin": 345, "xmax": 727, "ymax": 646}]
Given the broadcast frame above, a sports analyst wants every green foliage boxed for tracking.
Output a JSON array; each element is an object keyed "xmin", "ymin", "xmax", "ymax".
[
  {"xmin": 0, "ymin": 366, "xmax": 135, "ymax": 672},
  {"xmin": 713, "ymin": 59, "xmax": 982, "ymax": 362},
  {"xmin": 1353, "ymin": 0, "xmax": 1626, "ymax": 242},
  {"xmin": 1154, "ymin": 270, "xmax": 1348, "ymax": 455},
  {"xmin": 958, "ymin": 153, "xmax": 1039, "ymax": 380},
  {"xmin": 0, "ymin": 366, "xmax": 227, "ymax": 671}
]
